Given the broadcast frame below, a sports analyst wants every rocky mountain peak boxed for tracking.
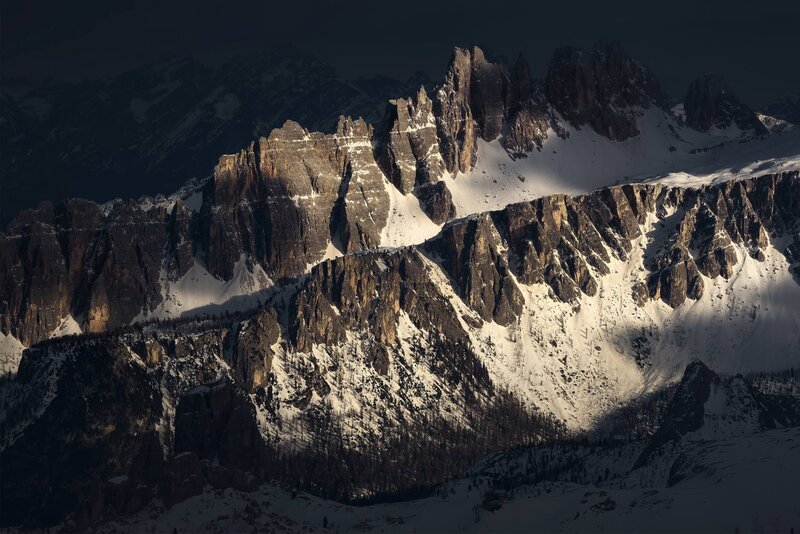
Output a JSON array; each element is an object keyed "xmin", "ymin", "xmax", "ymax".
[
  {"xmin": 468, "ymin": 46, "xmax": 510, "ymax": 141},
  {"xmin": 635, "ymin": 359, "xmax": 799, "ymax": 469},
  {"xmin": 376, "ymin": 85, "xmax": 444, "ymax": 194},
  {"xmin": 434, "ymin": 47, "xmax": 478, "ymax": 175},
  {"xmin": 432, "ymin": 45, "xmax": 517, "ymax": 173},
  {"xmin": 508, "ymin": 54, "xmax": 533, "ymax": 110},
  {"xmin": 544, "ymin": 40, "xmax": 665, "ymax": 140},
  {"xmin": 683, "ymin": 73, "xmax": 768, "ymax": 134}
]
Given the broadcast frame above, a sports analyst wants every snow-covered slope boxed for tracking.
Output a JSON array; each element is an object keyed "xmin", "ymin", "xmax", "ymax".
[
  {"xmin": 134, "ymin": 255, "xmax": 272, "ymax": 323},
  {"xmin": 410, "ymin": 225, "xmax": 800, "ymax": 429},
  {"xmin": 137, "ymin": 107, "xmax": 798, "ymax": 329},
  {"xmin": 0, "ymin": 333, "xmax": 24, "ymax": 376},
  {"xmin": 445, "ymin": 109, "xmax": 800, "ymax": 220},
  {"xmin": 90, "ymin": 425, "xmax": 800, "ymax": 534}
]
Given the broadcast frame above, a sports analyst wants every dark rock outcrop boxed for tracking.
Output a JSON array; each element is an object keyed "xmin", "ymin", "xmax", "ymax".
[
  {"xmin": 0, "ymin": 199, "xmax": 184, "ymax": 344},
  {"xmin": 229, "ymin": 309, "xmax": 281, "ymax": 391},
  {"xmin": 545, "ymin": 41, "xmax": 665, "ymax": 141},
  {"xmin": 684, "ymin": 74, "xmax": 768, "ymax": 134},
  {"xmin": 647, "ymin": 206, "xmax": 706, "ymax": 307},
  {"xmin": 468, "ymin": 47, "xmax": 509, "ymax": 141},
  {"xmin": 417, "ymin": 181, "xmax": 457, "ymax": 224},
  {"xmin": 502, "ymin": 99, "xmax": 553, "ymax": 157},
  {"xmin": 168, "ymin": 378, "xmax": 269, "ymax": 505},
  {"xmin": 431, "ymin": 214, "xmax": 524, "ymax": 325},
  {"xmin": 292, "ymin": 248, "xmax": 470, "ymax": 352}
]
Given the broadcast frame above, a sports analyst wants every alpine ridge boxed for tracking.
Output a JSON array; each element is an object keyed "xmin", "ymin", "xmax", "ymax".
[
  {"xmin": 1, "ymin": 40, "xmax": 800, "ymax": 531},
  {"xmin": 2, "ymin": 170, "xmax": 800, "ymax": 527},
  {"xmin": 2, "ymin": 41, "xmax": 795, "ymax": 351}
]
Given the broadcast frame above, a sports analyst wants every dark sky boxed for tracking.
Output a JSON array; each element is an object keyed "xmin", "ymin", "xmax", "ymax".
[{"xmin": 2, "ymin": 0, "xmax": 799, "ymax": 106}]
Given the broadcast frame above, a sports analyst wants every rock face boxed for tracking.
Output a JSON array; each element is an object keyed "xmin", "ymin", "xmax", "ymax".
[
  {"xmin": 376, "ymin": 87, "xmax": 446, "ymax": 194},
  {"xmin": 292, "ymin": 248, "xmax": 470, "ymax": 352},
  {"xmin": 647, "ymin": 206, "xmax": 706, "ymax": 308},
  {"xmin": 431, "ymin": 214, "xmax": 524, "ymax": 325},
  {"xmin": 468, "ymin": 47, "xmax": 509, "ymax": 141},
  {"xmin": 229, "ymin": 309, "xmax": 280, "ymax": 391},
  {"xmin": 0, "ymin": 43, "xmax": 789, "ymax": 348},
  {"xmin": 500, "ymin": 54, "xmax": 566, "ymax": 157},
  {"xmin": 202, "ymin": 121, "xmax": 342, "ymax": 280},
  {"xmin": 545, "ymin": 41, "xmax": 665, "ymax": 140},
  {"xmin": 417, "ymin": 181, "xmax": 457, "ymax": 224},
  {"xmin": 332, "ymin": 117, "xmax": 391, "ymax": 253},
  {"xmin": 684, "ymin": 74, "xmax": 768, "ymax": 134},
  {"xmin": 432, "ymin": 46, "xmax": 518, "ymax": 172},
  {"xmin": 502, "ymin": 98, "xmax": 554, "ymax": 157},
  {"xmin": 2, "ymin": 172, "xmax": 800, "ymax": 528},
  {"xmin": 645, "ymin": 177, "xmax": 784, "ymax": 306},
  {"xmin": 635, "ymin": 360, "xmax": 800, "ymax": 470},
  {"xmin": 202, "ymin": 116, "xmax": 392, "ymax": 278},
  {"xmin": 169, "ymin": 379, "xmax": 269, "ymax": 504},
  {"xmin": 0, "ymin": 199, "xmax": 187, "ymax": 345},
  {"xmin": 434, "ymin": 47, "xmax": 478, "ymax": 175}
]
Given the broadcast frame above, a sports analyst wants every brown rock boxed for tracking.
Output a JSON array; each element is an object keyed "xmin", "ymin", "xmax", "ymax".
[
  {"xmin": 230, "ymin": 309, "xmax": 280, "ymax": 391},
  {"xmin": 431, "ymin": 214, "xmax": 523, "ymax": 325},
  {"xmin": 417, "ymin": 181, "xmax": 456, "ymax": 224},
  {"xmin": 376, "ymin": 87, "xmax": 445, "ymax": 194},
  {"xmin": 544, "ymin": 41, "xmax": 665, "ymax": 141},
  {"xmin": 434, "ymin": 48, "xmax": 477, "ymax": 175}
]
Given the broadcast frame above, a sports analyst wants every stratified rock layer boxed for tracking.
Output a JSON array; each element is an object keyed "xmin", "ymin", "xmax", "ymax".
[{"xmin": 0, "ymin": 43, "xmax": 786, "ymax": 346}]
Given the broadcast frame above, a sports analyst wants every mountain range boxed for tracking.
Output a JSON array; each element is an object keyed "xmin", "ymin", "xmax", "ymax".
[
  {"xmin": 1, "ymin": 41, "xmax": 799, "ymax": 531},
  {"xmin": 0, "ymin": 46, "xmax": 430, "ymax": 224}
]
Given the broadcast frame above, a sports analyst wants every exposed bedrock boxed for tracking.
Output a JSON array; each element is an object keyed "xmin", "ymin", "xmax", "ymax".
[
  {"xmin": 544, "ymin": 40, "xmax": 666, "ymax": 141},
  {"xmin": 684, "ymin": 73, "xmax": 768, "ymax": 134}
]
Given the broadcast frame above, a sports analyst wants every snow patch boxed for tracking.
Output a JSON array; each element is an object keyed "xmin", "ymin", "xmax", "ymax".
[
  {"xmin": 0, "ymin": 333, "xmax": 25, "ymax": 376},
  {"xmin": 137, "ymin": 255, "xmax": 272, "ymax": 322},
  {"xmin": 380, "ymin": 180, "xmax": 442, "ymax": 248},
  {"xmin": 50, "ymin": 315, "xmax": 82, "ymax": 339}
]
